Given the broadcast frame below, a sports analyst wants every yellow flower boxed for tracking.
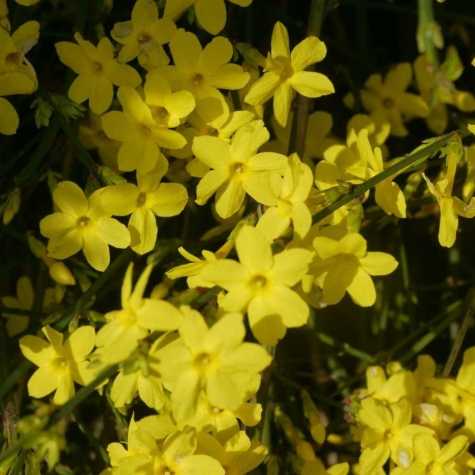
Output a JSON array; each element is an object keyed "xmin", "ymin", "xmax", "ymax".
[
  {"xmin": 358, "ymin": 63, "xmax": 429, "ymax": 137},
  {"xmin": 414, "ymin": 51, "xmax": 475, "ymax": 135},
  {"xmin": 201, "ymin": 225, "xmax": 313, "ymax": 344},
  {"xmin": 100, "ymin": 157, "xmax": 188, "ymax": 255},
  {"xmin": 40, "ymin": 181, "xmax": 131, "ymax": 271},
  {"xmin": 197, "ymin": 430, "xmax": 267, "ymax": 475},
  {"xmin": 0, "ymin": 21, "xmax": 39, "ymax": 134},
  {"xmin": 95, "ymin": 264, "xmax": 183, "ymax": 363},
  {"xmin": 257, "ymin": 153, "xmax": 313, "ymax": 240},
  {"xmin": 245, "ymin": 21, "xmax": 334, "ymax": 127},
  {"xmin": 28, "ymin": 234, "xmax": 76, "ymax": 286},
  {"xmin": 108, "ymin": 417, "xmax": 224, "ymax": 475},
  {"xmin": 20, "ymin": 325, "xmax": 96, "ymax": 405},
  {"xmin": 2, "ymin": 276, "xmax": 63, "ymax": 338},
  {"xmin": 177, "ymin": 109, "xmax": 255, "ymax": 165},
  {"xmin": 166, "ymin": 246, "xmax": 219, "ymax": 288},
  {"xmin": 357, "ymin": 398, "xmax": 432, "ymax": 474},
  {"xmin": 165, "ymin": 0, "xmax": 253, "ymax": 35},
  {"xmin": 111, "ymin": 0, "xmax": 176, "ymax": 70},
  {"xmin": 315, "ymin": 129, "xmax": 406, "ymax": 218},
  {"xmin": 392, "ymin": 433, "xmax": 468, "ymax": 475},
  {"xmin": 193, "ymin": 120, "xmax": 288, "ymax": 219},
  {"xmin": 161, "ymin": 29, "xmax": 249, "ymax": 125},
  {"xmin": 157, "ymin": 308, "xmax": 271, "ymax": 425},
  {"xmin": 55, "ymin": 33, "xmax": 141, "ymax": 114},
  {"xmin": 311, "ymin": 227, "xmax": 398, "ymax": 307},
  {"xmin": 102, "ymin": 85, "xmax": 188, "ymax": 173},
  {"xmin": 423, "ymin": 144, "xmax": 475, "ymax": 248},
  {"xmin": 110, "ymin": 342, "xmax": 166, "ymax": 412},
  {"xmin": 2, "ymin": 276, "xmax": 33, "ymax": 336}
]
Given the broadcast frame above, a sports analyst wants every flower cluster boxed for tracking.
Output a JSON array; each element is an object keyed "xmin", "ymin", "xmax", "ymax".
[
  {"xmin": 2, "ymin": 0, "xmax": 475, "ymax": 473},
  {"xmin": 350, "ymin": 348, "xmax": 475, "ymax": 474}
]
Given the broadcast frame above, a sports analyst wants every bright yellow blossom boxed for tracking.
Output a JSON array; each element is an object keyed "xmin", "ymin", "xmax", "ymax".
[
  {"xmin": 311, "ymin": 227, "xmax": 398, "ymax": 307},
  {"xmin": 245, "ymin": 21, "xmax": 334, "ymax": 127},
  {"xmin": 165, "ymin": 0, "xmax": 253, "ymax": 35},
  {"xmin": 414, "ymin": 51, "xmax": 475, "ymax": 134},
  {"xmin": 0, "ymin": 21, "xmax": 39, "ymax": 134},
  {"xmin": 110, "ymin": 342, "xmax": 166, "ymax": 412},
  {"xmin": 95, "ymin": 264, "xmax": 183, "ymax": 363},
  {"xmin": 201, "ymin": 225, "xmax": 313, "ymax": 344},
  {"xmin": 197, "ymin": 430, "xmax": 267, "ymax": 475},
  {"xmin": 423, "ymin": 143, "xmax": 475, "ymax": 247},
  {"xmin": 2, "ymin": 276, "xmax": 62, "ymax": 337},
  {"xmin": 357, "ymin": 398, "xmax": 432, "ymax": 474},
  {"xmin": 193, "ymin": 120, "xmax": 288, "ymax": 219},
  {"xmin": 99, "ymin": 156, "xmax": 188, "ymax": 255},
  {"xmin": 55, "ymin": 33, "xmax": 141, "ymax": 114},
  {"xmin": 107, "ymin": 417, "xmax": 224, "ymax": 475},
  {"xmin": 315, "ymin": 129, "xmax": 406, "ymax": 218},
  {"xmin": 40, "ymin": 181, "xmax": 131, "ymax": 271},
  {"xmin": 257, "ymin": 153, "xmax": 314, "ymax": 240},
  {"xmin": 160, "ymin": 29, "xmax": 250, "ymax": 125},
  {"xmin": 358, "ymin": 63, "xmax": 429, "ymax": 137},
  {"xmin": 20, "ymin": 325, "xmax": 96, "ymax": 405},
  {"xmin": 111, "ymin": 0, "xmax": 176, "ymax": 70},
  {"xmin": 102, "ymin": 86, "xmax": 188, "ymax": 173},
  {"xmin": 392, "ymin": 433, "xmax": 468, "ymax": 475},
  {"xmin": 157, "ymin": 308, "xmax": 271, "ymax": 424}
]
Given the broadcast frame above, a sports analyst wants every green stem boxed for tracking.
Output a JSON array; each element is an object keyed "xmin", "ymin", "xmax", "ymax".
[
  {"xmin": 315, "ymin": 331, "xmax": 375, "ymax": 363},
  {"xmin": 0, "ymin": 363, "xmax": 118, "ymax": 464},
  {"xmin": 312, "ymin": 132, "xmax": 457, "ymax": 224},
  {"xmin": 53, "ymin": 249, "xmax": 133, "ymax": 331},
  {"xmin": 442, "ymin": 288, "xmax": 475, "ymax": 377},
  {"xmin": 0, "ymin": 361, "xmax": 32, "ymax": 407},
  {"xmin": 288, "ymin": 0, "xmax": 326, "ymax": 158},
  {"xmin": 0, "ymin": 306, "xmax": 47, "ymax": 317}
]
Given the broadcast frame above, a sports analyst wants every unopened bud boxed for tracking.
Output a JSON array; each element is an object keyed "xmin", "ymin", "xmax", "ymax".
[{"xmin": 49, "ymin": 262, "xmax": 76, "ymax": 286}]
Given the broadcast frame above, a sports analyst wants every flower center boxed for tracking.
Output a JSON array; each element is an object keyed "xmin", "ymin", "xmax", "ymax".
[
  {"xmin": 382, "ymin": 97, "xmax": 395, "ymax": 109},
  {"xmin": 194, "ymin": 352, "xmax": 212, "ymax": 370},
  {"xmin": 192, "ymin": 73, "xmax": 204, "ymax": 87},
  {"xmin": 51, "ymin": 356, "xmax": 69, "ymax": 372},
  {"xmin": 140, "ymin": 124, "xmax": 152, "ymax": 137},
  {"xmin": 5, "ymin": 51, "xmax": 21, "ymax": 66},
  {"xmin": 92, "ymin": 61, "xmax": 103, "ymax": 73},
  {"xmin": 77, "ymin": 216, "xmax": 90, "ymax": 228},
  {"xmin": 249, "ymin": 274, "xmax": 268, "ymax": 291},
  {"xmin": 230, "ymin": 162, "xmax": 246, "ymax": 176},
  {"xmin": 136, "ymin": 192, "xmax": 147, "ymax": 207},
  {"xmin": 152, "ymin": 106, "xmax": 170, "ymax": 124},
  {"xmin": 138, "ymin": 32, "xmax": 152, "ymax": 44}
]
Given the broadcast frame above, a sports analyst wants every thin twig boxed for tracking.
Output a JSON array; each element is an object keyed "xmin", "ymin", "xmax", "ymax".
[{"xmin": 442, "ymin": 288, "xmax": 475, "ymax": 377}]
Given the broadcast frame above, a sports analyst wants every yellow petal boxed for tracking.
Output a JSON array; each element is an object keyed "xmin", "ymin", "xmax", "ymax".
[
  {"xmin": 347, "ymin": 267, "xmax": 376, "ymax": 307},
  {"xmin": 290, "ymin": 71, "xmax": 335, "ymax": 98},
  {"xmin": 20, "ymin": 335, "xmax": 55, "ymax": 366},
  {"xmin": 291, "ymin": 36, "xmax": 326, "ymax": 71},
  {"xmin": 132, "ymin": 0, "xmax": 158, "ymax": 26},
  {"xmin": 83, "ymin": 233, "xmax": 110, "ymax": 271},
  {"xmin": 53, "ymin": 181, "xmax": 88, "ymax": 216},
  {"xmin": 360, "ymin": 252, "xmax": 398, "ymax": 276},
  {"xmin": 0, "ymin": 97, "xmax": 19, "ymax": 135},
  {"xmin": 271, "ymin": 21, "xmax": 290, "ymax": 59},
  {"xmin": 149, "ymin": 183, "xmax": 188, "ymax": 217},
  {"xmin": 271, "ymin": 248, "xmax": 313, "ymax": 286},
  {"xmin": 438, "ymin": 197, "xmax": 458, "ymax": 247},
  {"xmin": 195, "ymin": 0, "xmax": 226, "ymax": 35},
  {"xmin": 96, "ymin": 217, "xmax": 131, "ymax": 248},
  {"xmin": 236, "ymin": 225, "xmax": 272, "ymax": 273},
  {"xmin": 244, "ymin": 72, "xmax": 281, "ymax": 106},
  {"xmin": 129, "ymin": 208, "xmax": 157, "ymax": 255},
  {"xmin": 28, "ymin": 367, "xmax": 58, "ymax": 398},
  {"xmin": 64, "ymin": 326, "xmax": 95, "ymax": 361},
  {"xmin": 273, "ymin": 82, "xmax": 293, "ymax": 127}
]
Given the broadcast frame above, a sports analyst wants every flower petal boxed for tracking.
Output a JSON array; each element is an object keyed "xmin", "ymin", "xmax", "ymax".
[{"xmin": 290, "ymin": 71, "xmax": 334, "ymax": 98}]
